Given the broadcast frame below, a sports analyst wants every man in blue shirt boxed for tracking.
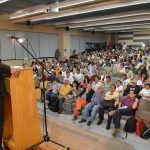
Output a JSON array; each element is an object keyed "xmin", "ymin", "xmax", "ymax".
[{"xmin": 79, "ymin": 85, "xmax": 106, "ymax": 126}]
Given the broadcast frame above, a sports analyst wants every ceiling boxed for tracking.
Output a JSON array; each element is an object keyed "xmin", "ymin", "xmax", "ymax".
[
  {"xmin": 1, "ymin": 0, "xmax": 150, "ymax": 33},
  {"xmin": 0, "ymin": 0, "xmax": 66, "ymax": 14}
]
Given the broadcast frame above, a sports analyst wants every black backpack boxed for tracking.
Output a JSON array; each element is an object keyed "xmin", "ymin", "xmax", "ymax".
[
  {"xmin": 140, "ymin": 127, "xmax": 150, "ymax": 139},
  {"xmin": 123, "ymin": 116, "xmax": 137, "ymax": 138}
]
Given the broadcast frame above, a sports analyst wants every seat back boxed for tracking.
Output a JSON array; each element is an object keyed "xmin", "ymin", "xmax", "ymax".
[
  {"xmin": 137, "ymin": 99, "xmax": 150, "ymax": 112},
  {"xmin": 135, "ymin": 99, "xmax": 150, "ymax": 124}
]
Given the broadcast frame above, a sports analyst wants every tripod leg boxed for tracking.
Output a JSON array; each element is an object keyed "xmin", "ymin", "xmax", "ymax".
[{"xmin": 25, "ymin": 140, "xmax": 45, "ymax": 150}]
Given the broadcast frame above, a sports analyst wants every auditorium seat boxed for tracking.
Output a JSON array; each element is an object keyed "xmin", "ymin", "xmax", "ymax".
[{"xmin": 135, "ymin": 99, "xmax": 150, "ymax": 125}]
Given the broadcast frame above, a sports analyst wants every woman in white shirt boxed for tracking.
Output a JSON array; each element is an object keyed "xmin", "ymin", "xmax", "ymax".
[
  {"xmin": 122, "ymin": 74, "xmax": 131, "ymax": 86},
  {"xmin": 119, "ymin": 64, "xmax": 125, "ymax": 74},
  {"xmin": 139, "ymin": 83, "xmax": 150, "ymax": 100},
  {"xmin": 134, "ymin": 74, "xmax": 143, "ymax": 87},
  {"xmin": 100, "ymin": 70, "xmax": 107, "ymax": 82},
  {"xmin": 116, "ymin": 80, "xmax": 124, "ymax": 96}
]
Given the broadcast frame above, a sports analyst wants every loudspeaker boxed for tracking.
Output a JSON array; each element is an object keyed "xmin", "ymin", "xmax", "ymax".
[
  {"xmin": 26, "ymin": 20, "xmax": 31, "ymax": 26},
  {"xmin": 91, "ymin": 30, "xmax": 95, "ymax": 34},
  {"xmin": 65, "ymin": 26, "xmax": 70, "ymax": 31}
]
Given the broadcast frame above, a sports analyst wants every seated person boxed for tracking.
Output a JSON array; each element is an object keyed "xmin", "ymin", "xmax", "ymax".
[
  {"xmin": 73, "ymin": 68, "xmax": 84, "ymax": 83},
  {"xmin": 80, "ymin": 75, "xmax": 91, "ymax": 89},
  {"xmin": 134, "ymin": 74, "xmax": 143, "ymax": 87},
  {"xmin": 63, "ymin": 80, "xmax": 82, "ymax": 114},
  {"xmin": 103, "ymin": 76, "xmax": 112, "ymax": 92},
  {"xmin": 57, "ymin": 78, "xmax": 72, "ymax": 114},
  {"xmin": 46, "ymin": 80, "xmax": 61, "ymax": 108},
  {"xmin": 73, "ymin": 84, "xmax": 95, "ymax": 120},
  {"xmin": 125, "ymin": 67, "xmax": 134, "ymax": 80},
  {"xmin": 139, "ymin": 83, "xmax": 150, "ymax": 100},
  {"xmin": 123, "ymin": 79, "xmax": 141, "ymax": 98},
  {"xmin": 97, "ymin": 84, "xmax": 120, "ymax": 128},
  {"xmin": 116, "ymin": 80, "xmax": 124, "ymax": 97},
  {"xmin": 65, "ymin": 71, "xmax": 74, "ymax": 85},
  {"xmin": 122, "ymin": 74, "xmax": 131, "ymax": 87},
  {"xmin": 79, "ymin": 85, "xmax": 106, "ymax": 126},
  {"xmin": 100, "ymin": 70, "xmax": 107, "ymax": 82},
  {"xmin": 119, "ymin": 63, "xmax": 125, "ymax": 74},
  {"xmin": 57, "ymin": 71, "xmax": 65, "ymax": 84},
  {"xmin": 110, "ymin": 90, "xmax": 139, "ymax": 137},
  {"xmin": 92, "ymin": 75, "xmax": 102, "ymax": 91}
]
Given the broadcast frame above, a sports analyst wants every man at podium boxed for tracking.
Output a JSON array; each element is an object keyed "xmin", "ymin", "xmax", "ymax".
[{"xmin": 0, "ymin": 62, "xmax": 20, "ymax": 150}]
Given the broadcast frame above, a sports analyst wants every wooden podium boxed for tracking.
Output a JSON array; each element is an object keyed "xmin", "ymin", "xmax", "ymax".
[{"xmin": 3, "ymin": 68, "xmax": 41, "ymax": 150}]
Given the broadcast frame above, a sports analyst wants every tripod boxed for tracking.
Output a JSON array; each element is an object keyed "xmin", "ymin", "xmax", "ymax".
[{"xmin": 14, "ymin": 39, "xmax": 70, "ymax": 150}]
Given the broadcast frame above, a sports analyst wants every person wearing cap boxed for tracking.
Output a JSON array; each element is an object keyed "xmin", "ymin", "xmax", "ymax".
[
  {"xmin": 123, "ymin": 79, "xmax": 141, "ymax": 98},
  {"xmin": 139, "ymin": 83, "xmax": 150, "ymax": 100}
]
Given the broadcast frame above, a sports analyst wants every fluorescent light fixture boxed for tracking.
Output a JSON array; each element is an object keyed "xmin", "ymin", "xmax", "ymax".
[
  {"xmin": 70, "ymin": 15, "xmax": 150, "ymax": 28},
  {"xmin": 84, "ymin": 27, "xmax": 95, "ymax": 30},
  {"xmin": 120, "ymin": 30, "xmax": 143, "ymax": 32},
  {"xmin": 95, "ymin": 26, "xmax": 150, "ymax": 31},
  {"xmin": 10, "ymin": 0, "xmax": 94, "ymax": 20},
  {"xmin": 94, "ymin": 24, "xmax": 150, "ymax": 31},
  {"xmin": 32, "ymin": 0, "xmax": 150, "ymax": 22},
  {"xmin": 69, "ymin": 11, "xmax": 150, "ymax": 24},
  {"xmin": 0, "ymin": 0, "xmax": 9, "ymax": 4},
  {"xmin": 56, "ymin": 0, "xmax": 95, "ymax": 9},
  {"xmin": 96, "ymin": 22, "xmax": 150, "ymax": 29},
  {"xmin": 54, "ymin": 11, "xmax": 150, "ymax": 26},
  {"xmin": 10, "ymin": 9, "xmax": 47, "ymax": 19}
]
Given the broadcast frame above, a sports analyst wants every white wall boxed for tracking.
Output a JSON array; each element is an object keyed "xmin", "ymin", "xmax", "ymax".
[
  {"xmin": 0, "ymin": 30, "xmax": 59, "ymax": 60},
  {"xmin": 70, "ymin": 35, "xmax": 106, "ymax": 53}
]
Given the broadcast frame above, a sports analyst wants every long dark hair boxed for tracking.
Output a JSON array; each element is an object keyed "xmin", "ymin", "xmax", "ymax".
[
  {"xmin": 83, "ymin": 75, "xmax": 91, "ymax": 83},
  {"xmin": 72, "ymin": 80, "xmax": 79, "ymax": 89}
]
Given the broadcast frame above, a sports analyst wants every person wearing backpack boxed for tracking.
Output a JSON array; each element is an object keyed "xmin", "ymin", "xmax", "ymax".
[{"xmin": 109, "ymin": 90, "xmax": 139, "ymax": 137}]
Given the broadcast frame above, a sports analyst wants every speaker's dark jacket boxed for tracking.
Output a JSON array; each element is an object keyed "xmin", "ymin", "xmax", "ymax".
[{"xmin": 0, "ymin": 63, "xmax": 11, "ymax": 96}]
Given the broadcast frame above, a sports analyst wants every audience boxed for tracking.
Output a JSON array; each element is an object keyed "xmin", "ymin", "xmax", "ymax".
[{"xmin": 31, "ymin": 42, "xmax": 150, "ymax": 138}]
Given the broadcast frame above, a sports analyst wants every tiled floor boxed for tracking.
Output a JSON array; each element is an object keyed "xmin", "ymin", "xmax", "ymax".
[{"xmin": 38, "ymin": 102, "xmax": 150, "ymax": 150}]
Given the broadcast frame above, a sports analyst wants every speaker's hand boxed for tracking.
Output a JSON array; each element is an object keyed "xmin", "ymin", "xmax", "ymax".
[{"xmin": 11, "ymin": 67, "xmax": 20, "ymax": 77}]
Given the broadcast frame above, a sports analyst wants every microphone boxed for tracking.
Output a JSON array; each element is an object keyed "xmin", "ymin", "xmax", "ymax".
[{"xmin": 7, "ymin": 34, "xmax": 21, "ymax": 40}]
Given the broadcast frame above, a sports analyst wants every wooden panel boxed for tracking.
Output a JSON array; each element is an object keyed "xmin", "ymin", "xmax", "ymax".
[{"xmin": 4, "ymin": 68, "xmax": 41, "ymax": 150}]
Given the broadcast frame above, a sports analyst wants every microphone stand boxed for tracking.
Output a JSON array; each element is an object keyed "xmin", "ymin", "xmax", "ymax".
[{"xmin": 14, "ymin": 39, "xmax": 70, "ymax": 150}]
